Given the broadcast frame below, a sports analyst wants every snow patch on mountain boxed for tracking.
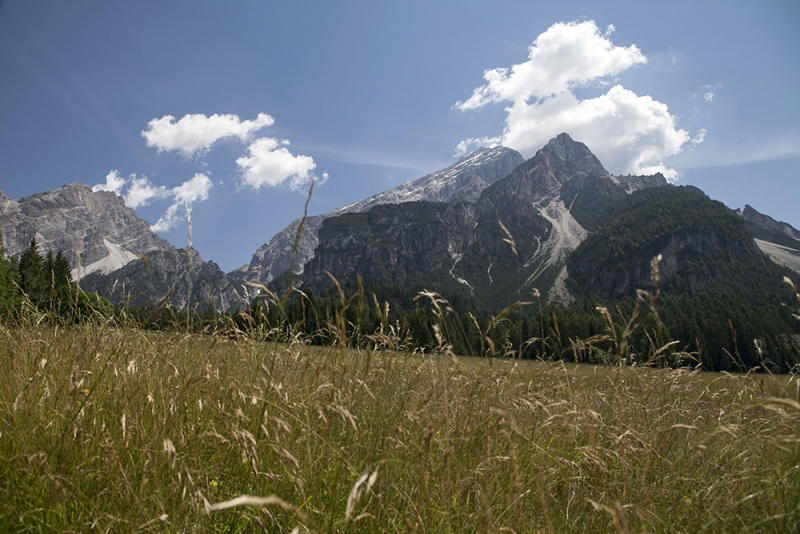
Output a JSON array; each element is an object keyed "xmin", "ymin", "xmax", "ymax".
[
  {"xmin": 72, "ymin": 238, "xmax": 140, "ymax": 280},
  {"xmin": 755, "ymin": 239, "xmax": 800, "ymax": 274},
  {"xmin": 524, "ymin": 195, "xmax": 588, "ymax": 296},
  {"xmin": 449, "ymin": 252, "xmax": 474, "ymax": 292}
]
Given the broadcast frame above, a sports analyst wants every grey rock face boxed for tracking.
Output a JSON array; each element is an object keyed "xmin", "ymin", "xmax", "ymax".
[
  {"xmin": 615, "ymin": 173, "xmax": 669, "ymax": 193},
  {"xmin": 81, "ymin": 247, "xmax": 246, "ymax": 313},
  {"xmin": 739, "ymin": 205, "xmax": 800, "ymax": 242},
  {"xmin": 300, "ymin": 134, "xmax": 668, "ymax": 308},
  {"xmin": 0, "ymin": 182, "xmax": 242, "ymax": 312},
  {"xmin": 736, "ymin": 204, "xmax": 800, "ymax": 272},
  {"xmin": 241, "ymin": 146, "xmax": 525, "ymax": 284},
  {"xmin": 0, "ymin": 183, "xmax": 171, "ymax": 277}
]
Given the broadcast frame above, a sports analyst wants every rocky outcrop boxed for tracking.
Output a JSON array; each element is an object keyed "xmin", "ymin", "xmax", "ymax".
[
  {"xmin": 241, "ymin": 146, "xmax": 525, "ymax": 284},
  {"xmin": 81, "ymin": 247, "xmax": 245, "ymax": 313},
  {"xmin": 0, "ymin": 183, "xmax": 171, "ymax": 278},
  {"xmin": 0, "ymin": 182, "xmax": 242, "ymax": 312},
  {"xmin": 732, "ymin": 205, "xmax": 800, "ymax": 272},
  {"xmin": 740, "ymin": 205, "xmax": 800, "ymax": 241},
  {"xmin": 615, "ymin": 173, "xmax": 669, "ymax": 194},
  {"xmin": 300, "ymin": 134, "xmax": 667, "ymax": 309}
]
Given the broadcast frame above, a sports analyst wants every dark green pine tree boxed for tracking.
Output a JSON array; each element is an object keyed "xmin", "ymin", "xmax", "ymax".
[
  {"xmin": 53, "ymin": 251, "xmax": 72, "ymax": 290},
  {"xmin": 19, "ymin": 238, "xmax": 47, "ymax": 307},
  {"xmin": 44, "ymin": 249, "xmax": 75, "ymax": 314},
  {"xmin": 0, "ymin": 231, "xmax": 21, "ymax": 315}
]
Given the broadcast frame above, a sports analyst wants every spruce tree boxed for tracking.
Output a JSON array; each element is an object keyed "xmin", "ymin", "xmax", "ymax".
[
  {"xmin": 53, "ymin": 251, "xmax": 72, "ymax": 290},
  {"xmin": 0, "ymin": 231, "xmax": 20, "ymax": 315},
  {"xmin": 19, "ymin": 238, "xmax": 46, "ymax": 307}
]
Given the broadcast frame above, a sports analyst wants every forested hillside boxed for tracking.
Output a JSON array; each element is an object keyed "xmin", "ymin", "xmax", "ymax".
[
  {"xmin": 0, "ymin": 232, "xmax": 112, "ymax": 319},
  {"xmin": 567, "ymin": 186, "xmax": 797, "ymax": 306}
]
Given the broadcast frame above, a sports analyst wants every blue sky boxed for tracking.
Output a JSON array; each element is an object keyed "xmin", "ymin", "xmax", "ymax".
[{"xmin": 1, "ymin": 1, "xmax": 798, "ymax": 272}]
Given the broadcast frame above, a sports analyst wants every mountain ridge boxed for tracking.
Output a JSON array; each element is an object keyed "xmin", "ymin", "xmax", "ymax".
[
  {"xmin": 239, "ymin": 145, "xmax": 525, "ymax": 284},
  {"xmin": 0, "ymin": 182, "xmax": 172, "ymax": 279},
  {"xmin": 297, "ymin": 134, "xmax": 670, "ymax": 309},
  {"xmin": 4, "ymin": 134, "xmax": 798, "ymax": 313}
]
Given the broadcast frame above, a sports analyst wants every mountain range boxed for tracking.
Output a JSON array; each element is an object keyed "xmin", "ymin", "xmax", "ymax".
[
  {"xmin": 1, "ymin": 134, "xmax": 798, "ymax": 312},
  {"xmin": 0, "ymin": 183, "xmax": 242, "ymax": 312},
  {"xmin": 233, "ymin": 145, "xmax": 525, "ymax": 286}
]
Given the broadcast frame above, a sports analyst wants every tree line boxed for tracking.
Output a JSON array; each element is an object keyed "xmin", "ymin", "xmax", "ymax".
[
  {"xmin": 5, "ymin": 229, "xmax": 797, "ymax": 374},
  {"xmin": 0, "ymin": 232, "xmax": 112, "ymax": 320},
  {"xmin": 223, "ymin": 277, "xmax": 800, "ymax": 374}
]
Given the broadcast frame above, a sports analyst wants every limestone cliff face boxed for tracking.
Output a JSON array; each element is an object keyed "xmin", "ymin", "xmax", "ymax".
[
  {"xmin": 0, "ymin": 182, "xmax": 171, "ymax": 277},
  {"xmin": 305, "ymin": 202, "xmax": 477, "ymax": 291},
  {"xmin": 241, "ymin": 146, "xmax": 525, "ymax": 284},
  {"xmin": 739, "ymin": 205, "xmax": 800, "ymax": 242},
  {"xmin": 0, "ymin": 183, "xmax": 242, "ymax": 312},
  {"xmin": 300, "ymin": 134, "xmax": 667, "ymax": 309},
  {"xmin": 81, "ymin": 247, "xmax": 245, "ymax": 313}
]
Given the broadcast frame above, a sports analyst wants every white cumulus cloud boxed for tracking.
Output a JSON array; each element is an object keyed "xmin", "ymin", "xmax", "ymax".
[
  {"xmin": 236, "ymin": 137, "xmax": 318, "ymax": 191},
  {"xmin": 141, "ymin": 112, "xmax": 274, "ymax": 157},
  {"xmin": 455, "ymin": 20, "xmax": 698, "ymax": 181},
  {"xmin": 93, "ymin": 170, "xmax": 213, "ymax": 233},
  {"xmin": 92, "ymin": 170, "xmax": 127, "ymax": 195},
  {"xmin": 501, "ymin": 86, "xmax": 690, "ymax": 181},
  {"xmin": 455, "ymin": 21, "xmax": 645, "ymax": 111},
  {"xmin": 125, "ymin": 176, "xmax": 169, "ymax": 209},
  {"xmin": 151, "ymin": 173, "xmax": 213, "ymax": 233},
  {"xmin": 92, "ymin": 171, "xmax": 168, "ymax": 208}
]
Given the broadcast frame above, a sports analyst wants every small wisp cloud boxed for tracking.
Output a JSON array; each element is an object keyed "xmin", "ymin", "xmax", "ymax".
[
  {"xmin": 151, "ymin": 174, "xmax": 213, "ymax": 232},
  {"xmin": 100, "ymin": 112, "xmax": 327, "ymax": 233},
  {"xmin": 93, "ymin": 171, "xmax": 213, "ymax": 232},
  {"xmin": 455, "ymin": 20, "xmax": 702, "ymax": 181}
]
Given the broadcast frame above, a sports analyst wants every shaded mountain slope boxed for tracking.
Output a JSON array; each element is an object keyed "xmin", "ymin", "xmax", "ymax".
[
  {"xmin": 241, "ymin": 146, "xmax": 524, "ymax": 284},
  {"xmin": 82, "ymin": 247, "xmax": 244, "ymax": 313},
  {"xmin": 300, "ymin": 134, "xmax": 668, "ymax": 309},
  {"xmin": 567, "ymin": 186, "xmax": 796, "ymax": 306}
]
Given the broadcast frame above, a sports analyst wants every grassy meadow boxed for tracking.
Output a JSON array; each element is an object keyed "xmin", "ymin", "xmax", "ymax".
[{"xmin": 1, "ymin": 300, "xmax": 799, "ymax": 533}]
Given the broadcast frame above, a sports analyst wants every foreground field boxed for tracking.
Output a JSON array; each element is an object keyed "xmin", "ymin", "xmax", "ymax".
[{"xmin": 1, "ymin": 320, "xmax": 799, "ymax": 533}]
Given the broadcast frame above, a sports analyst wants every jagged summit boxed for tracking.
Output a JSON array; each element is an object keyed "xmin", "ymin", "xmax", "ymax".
[
  {"xmin": 482, "ymin": 134, "xmax": 609, "ymax": 205},
  {"xmin": 527, "ymin": 133, "xmax": 607, "ymax": 178},
  {"xmin": 241, "ymin": 145, "xmax": 524, "ymax": 284},
  {"xmin": 736, "ymin": 204, "xmax": 800, "ymax": 273},
  {"xmin": 299, "ymin": 134, "xmax": 672, "ymax": 308},
  {"xmin": 540, "ymin": 133, "xmax": 606, "ymax": 171},
  {"xmin": 0, "ymin": 181, "xmax": 172, "ymax": 278},
  {"xmin": 82, "ymin": 245, "xmax": 243, "ymax": 313},
  {"xmin": 741, "ymin": 205, "xmax": 800, "ymax": 241}
]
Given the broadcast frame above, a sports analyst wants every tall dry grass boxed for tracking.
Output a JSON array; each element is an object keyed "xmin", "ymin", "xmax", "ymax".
[{"xmin": 1, "ymin": 293, "xmax": 799, "ymax": 532}]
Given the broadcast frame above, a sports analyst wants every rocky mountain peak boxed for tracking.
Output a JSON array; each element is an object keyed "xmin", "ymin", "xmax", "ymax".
[
  {"xmin": 481, "ymin": 134, "xmax": 609, "ymax": 208},
  {"xmin": 241, "ymin": 145, "xmax": 525, "ymax": 284},
  {"xmin": 741, "ymin": 204, "xmax": 800, "ymax": 240},
  {"xmin": 299, "ymin": 134, "xmax": 673, "ymax": 308},
  {"xmin": 536, "ymin": 133, "xmax": 608, "ymax": 178},
  {"xmin": 0, "ymin": 182, "xmax": 172, "ymax": 277}
]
